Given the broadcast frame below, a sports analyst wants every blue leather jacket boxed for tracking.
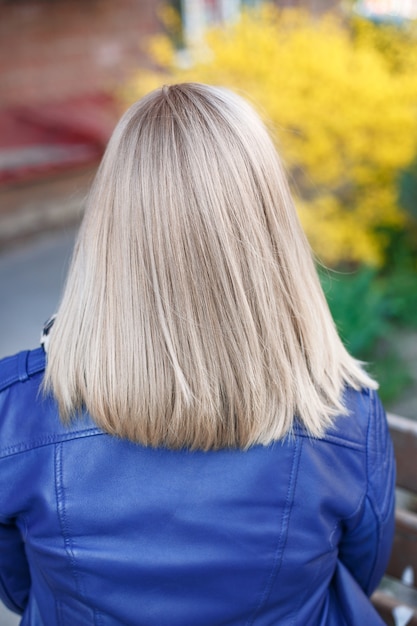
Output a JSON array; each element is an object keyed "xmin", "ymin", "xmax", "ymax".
[{"xmin": 0, "ymin": 348, "xmax": 395, "ymax": 626}]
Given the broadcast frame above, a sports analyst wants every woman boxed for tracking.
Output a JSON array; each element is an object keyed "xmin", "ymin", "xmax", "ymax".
[{"xmin": 0, "ymin": 83, "xmax": 395, "ymax": 625}]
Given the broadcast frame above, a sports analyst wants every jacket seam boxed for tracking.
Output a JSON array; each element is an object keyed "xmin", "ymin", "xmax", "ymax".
[
  {"xmin": 294, "ymin": 431, "xmax": 366, "ymax": 452},
  {"xmin": 361, "ymin": 389, "xmax": 396, "ymax": 594},
  {"xmin": 377, "ymin": 450, "xmax": 395, "ymax": 524},
  {"xmin": 0, "ymin": 374, "xmax": 26, "ymax": 391},
  {"xmin": 246, "ymin": 437, "xmax": 303, "ymax": 625},
  {"xmin": 17, "ymin": 351, "xmax": 29, "ymax": 383},
  {"xmin": 0, "ymin": 348, "xmax": 46, "ymax": 392},
  {"xmin": 55, "ymin": 442, "xmax": 84, "ymax": 599},
  {"xmin": 363, "ymin": 390, "xmax": 381, "ymax": 593},
  {"xmin": 0, "ymin": 429, "xmax": 104, "ymax": 459},
  {"xmin": 367, "ymin": 391, "xmax": 395, "ymax": 523},
  {"xmin": 341, "ymin": 486, "xmax": 367, "ymax": 528}
]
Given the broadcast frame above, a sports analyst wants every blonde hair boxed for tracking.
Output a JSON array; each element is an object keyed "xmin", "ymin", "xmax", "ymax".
[{"xmin": 44, "ymin": 83, "xmax": 376, "ymax": 450}]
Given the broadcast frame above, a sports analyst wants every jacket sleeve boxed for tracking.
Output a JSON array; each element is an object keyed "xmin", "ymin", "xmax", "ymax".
[
  {"xmin": 338, "ymin": 390, "xmax": 396, "ymax": 595},
  {"xmin": 0, "ymin": 352, "xmax": 43, "ymax": 615},
  {"xmin": 0, "ymin": 513, "xmax": 31, "ymax": 614}
]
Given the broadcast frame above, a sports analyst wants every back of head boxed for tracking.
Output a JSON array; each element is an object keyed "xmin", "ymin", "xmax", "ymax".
[{"xmin": 44, "ymin": 83, "xmax": 376, "ymax": 450}]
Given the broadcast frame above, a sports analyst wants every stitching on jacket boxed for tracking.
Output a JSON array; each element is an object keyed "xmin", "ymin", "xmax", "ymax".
[
  {"xmin": 363, "ymin": 390, "xmax": 395, "ymax": 594},
  {"xmin": 0, "ymin": 429, "xmax": 104, "ymax": 459},
  {"xmin": 338, "ymin": 492, "xmax": 367, "ymax": 540},
  {"xmin": 340, "ymin": 458, "xmax": 368, "ymax": 530},
  {"xmin": 363, "ymin": 390, "xmax": 381, "ymax": 594},
  {"xmin": 27, "ymin": 348, "xmax": 46, "ymax": 376},
  {"xmin": 55, "ymin": 442, "xmax": 84, "ymax": 600},
  {"xmin": 294, "ymin": 430, "xmax": 366, "ymax": 452},
  {"xmin": 367, "ymin": 391, "xmax": 395, "ymax": 522},
  {"xmin": 0, "ymin": 374, "xmax": 22, "ymax": 391},
  {"xmin": 17, "ymin": 351, "xmax": 29, "ymax": 383},
  {"xmin": 365, "ymin": 389, "xmax": 373, "ymax": 494},
  {"xmin": 0, "ymin": 348, "xmax": 46, "ymax": 392},
  {"xmin": 245, "ymin": 437, "xmax": 303, "ymax": 626}
]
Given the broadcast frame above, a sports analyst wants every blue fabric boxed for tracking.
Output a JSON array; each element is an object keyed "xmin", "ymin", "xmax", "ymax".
[{"xmin": 0, "ymin": 348, "xmax": 395, "ymax": 625}]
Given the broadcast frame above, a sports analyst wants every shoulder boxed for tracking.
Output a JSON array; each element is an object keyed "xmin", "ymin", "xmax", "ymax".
[
  {"xmin": 337, "ymin": 385, "xmax": 388, "ymax": 451},
  {"xmin": 329, "ymin": 388, "xmax": 388, "ymax": 450},
  {"xmin": 0, "ymin": 348, "xmax": 101, "ymax": 459},
  {"xmin": 329, "ymin": 385, "xmax": 376, "ymax": 447},
  {"xmin": 296, "ymin": 386, "xmax": 387, "ymax": 453},
  {"xmin": 0, "ymin": 347, "xmax": 46, "ymax": 392}
]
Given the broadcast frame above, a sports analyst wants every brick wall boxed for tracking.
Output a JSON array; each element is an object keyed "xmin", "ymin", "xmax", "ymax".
[
  {"xmin": 0, "ymin": 0, "xmax": 342, "ymax": 110},
  {"xmin": 274, "ymin": 0, "xmax": 341, "ymax": 14},
  {"xmin": 0, "ymin": 0, "xmax": 163, "ymax": 109}
]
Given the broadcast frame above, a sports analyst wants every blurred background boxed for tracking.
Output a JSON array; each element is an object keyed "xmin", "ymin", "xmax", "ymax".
[
  {"xmin": 1, "ymin": 0, "xmax": 417, "ymax": 389},
  {"xmin": 1, "ymin": 0, "xmax": 417, "ymax": 403},
  {"xmin": 0, "ymin": 0, "xmax": 416, "ymax": 623}
]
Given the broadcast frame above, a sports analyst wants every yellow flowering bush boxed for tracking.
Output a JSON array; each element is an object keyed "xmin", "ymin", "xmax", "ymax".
[{"xmin": 126, "ymin": 6, "xmax": 417, "ymax": 266}]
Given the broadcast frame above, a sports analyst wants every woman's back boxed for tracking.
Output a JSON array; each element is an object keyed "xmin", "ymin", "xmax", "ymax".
[{"xmin": 0, "ymin": 348, "xmax": 394, "ymax": 625}]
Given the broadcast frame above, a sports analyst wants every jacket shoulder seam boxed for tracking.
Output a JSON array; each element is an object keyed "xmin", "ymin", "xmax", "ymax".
[
  {"xmin": 294, "ymin": 430, "xmax": 366, "ymax": 452},
  {"xmin": 0, "ymin": 428, "xmax": 104, "ymax": 460},
  {"xmin": 0, "ymin": 348, "xmax": 46, "ymax": 393}
]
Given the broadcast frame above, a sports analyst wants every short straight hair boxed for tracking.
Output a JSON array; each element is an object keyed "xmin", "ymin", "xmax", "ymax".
[{"xmin": 44, "ymin": 83, "xmax": 376, "ymax": 450}]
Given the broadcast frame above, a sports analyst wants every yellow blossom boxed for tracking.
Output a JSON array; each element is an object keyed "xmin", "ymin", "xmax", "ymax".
[{"xmin": 127, "ymin": 7, "xmax": 417, "ymax": 266}]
